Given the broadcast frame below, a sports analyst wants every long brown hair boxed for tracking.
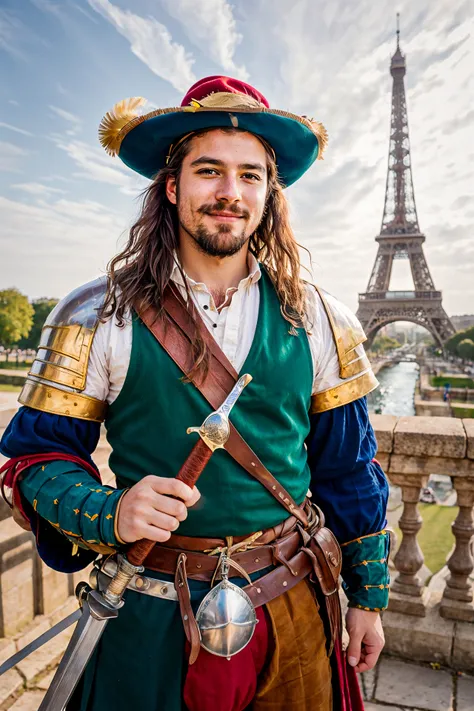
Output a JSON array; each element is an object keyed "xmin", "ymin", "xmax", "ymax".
[{"xmin": 101, "ymin": 128, "xmax": 309, "ymax": 382}]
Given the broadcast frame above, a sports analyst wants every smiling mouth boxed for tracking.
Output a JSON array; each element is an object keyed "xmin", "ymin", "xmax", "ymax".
[{"xmin": 206, "ymin": 212, "xmax": 245, "ymax": 220}]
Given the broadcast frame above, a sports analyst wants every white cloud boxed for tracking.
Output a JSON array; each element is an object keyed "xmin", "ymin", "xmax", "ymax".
[
  {"xmin": 87, "ymin": 0, "xmax": 196, "ymax": 92},
  {"xmin": 11, "ymin": 182, "xmax": 67, "ymax": 196},
  {"xmin": 260, "ymin": 0, "xmax": 474, "ymax": 316},
  {"xmin": 56, "ymin": 82, "xmax": 71, "ymax": 97},
  {"xmin": 29, "ymin": 0, "xmax": 64, "ymax": 20},
  {"xmin": 0, "ymin": 0, "xmax": 472, "ymax": 318},
  {"xmin": 162, "ymin": 0, "xmax": 248, "ymax": 80},
  {"xmin": 0, "ymin": 141, "xmax": 29, "ymax": 172},
  {"xmin": 0, "ymin": 194, "xmax": 129, "ymax": 298},
  {"xmin": 70, "ymin": 3, "xmax": 100, "ymax": 24},
  {"xmin": 51, "ymin": 135, "xmax": 146, "ymax": 195},
  {"xmin": 0, "ymin": 122, "xmax": 33, "ymax": 137},
  {"xmin": 8, "ymin": 99, "xmax": 20, "ymax": 107},
  {"xmin": 0, "ymin": 9, "xmax": 26, "ymax": 60},
  {"xmin": 49, "ymin": 105, "xmax": 82, "ymax": 135}
]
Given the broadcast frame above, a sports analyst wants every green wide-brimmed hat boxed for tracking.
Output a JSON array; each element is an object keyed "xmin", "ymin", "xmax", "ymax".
[{"xmin": 99, "ymin": 75, "xmax": 327, "ymax": 187}]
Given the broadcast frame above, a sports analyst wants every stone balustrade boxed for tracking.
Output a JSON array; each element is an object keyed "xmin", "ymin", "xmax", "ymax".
[{"xmin": 371, "ymin": 414, "xmax": 474, "ymax": 670}]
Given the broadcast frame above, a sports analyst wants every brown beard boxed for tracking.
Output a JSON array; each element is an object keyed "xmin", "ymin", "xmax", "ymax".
[{"xmin": 180, "ymin": 200, "xmax": 252, "ymax": 258}]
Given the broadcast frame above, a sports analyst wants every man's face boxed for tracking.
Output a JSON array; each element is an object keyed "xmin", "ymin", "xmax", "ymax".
[{"xmin": 167, "ymin": 130, "xmax": 268, "ymax": 258}]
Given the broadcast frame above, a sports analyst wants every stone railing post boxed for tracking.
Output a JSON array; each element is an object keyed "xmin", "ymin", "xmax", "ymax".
[
  {"xmin": 440, "ymin": 477, "xmax": 474, "ymax": 622},
  {"xmin": 388, "ymin": 473, "xmax": 428, "ymax": 615},
  {"xmin": 386, "ymin": 416, "xmax": 467, "ymax": 617}
]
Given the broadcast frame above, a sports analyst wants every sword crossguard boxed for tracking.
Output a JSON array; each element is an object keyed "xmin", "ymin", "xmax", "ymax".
[{"xmin": 186, "ymin": 373, "xmax": 252, "ymax": 452}]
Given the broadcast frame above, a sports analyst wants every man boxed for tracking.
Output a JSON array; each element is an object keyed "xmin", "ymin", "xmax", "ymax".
[{"xmin": 1, "ymin": 76, "xmax": 389, "ymax": 711}]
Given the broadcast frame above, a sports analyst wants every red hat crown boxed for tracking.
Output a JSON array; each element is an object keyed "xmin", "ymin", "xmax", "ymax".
[{"xmin": 181, "ymin": 76, "xmax": 270, "ymax": 109}]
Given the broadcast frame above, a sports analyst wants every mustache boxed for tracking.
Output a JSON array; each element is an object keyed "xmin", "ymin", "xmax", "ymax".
[{"xmin": 198, "ymin": 202, "xmax": 249, "ymax": 219}]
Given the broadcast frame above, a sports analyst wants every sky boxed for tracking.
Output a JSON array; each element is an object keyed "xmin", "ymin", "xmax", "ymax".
[{"xmin": 0, "ymin": 0, "xmax": 472, "ymax": 316}]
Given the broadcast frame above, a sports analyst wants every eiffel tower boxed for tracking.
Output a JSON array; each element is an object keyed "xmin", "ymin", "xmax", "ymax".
[{"xmin": 357, "ymin": 17, "xmax": 455, "ymax": 348}]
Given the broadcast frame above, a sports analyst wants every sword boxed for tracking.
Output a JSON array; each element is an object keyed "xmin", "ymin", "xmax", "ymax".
[
  {"xmin": 0, "ymin": 609, "xmax": 82, "ymax": 676},
  {"xmin": 31, "ymin": 373, "xmax": 252, "ymax": 711}
]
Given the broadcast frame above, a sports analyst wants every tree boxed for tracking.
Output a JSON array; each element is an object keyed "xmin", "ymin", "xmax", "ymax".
[
  {"xmin": 0, "ymin": 289, "xmax": 34, "ymax": 347},
  {"xmin": 445, "ymin": 326, "xmax": 474, "ymax": 355},
  {"xmin": 457, "ymin": 338, "xmax": 474, "ymax": 362},
  {"xmin": 371, "ymin": 335, "xmax": 400, "ymax": 355},
  {"xmin": 17, "ymin": 298, "xmax": 59, "ymax": 349}
]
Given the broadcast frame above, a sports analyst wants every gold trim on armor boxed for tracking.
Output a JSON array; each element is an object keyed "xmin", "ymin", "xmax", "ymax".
[
  {"xmin": 29, "ymin": 323, "xmax": 97, "ymax": 390},
  {"xmin": 19, "ymin": 380, "xmax": 107, "ymax": 422},
  {"xmin": 340, "ymin": 353, "xmax": 372, "ymax": 379},
  {"xmin": 310, "ymin": 370, "xmax": 379, "ymax": 414},
  {"xmin": 314, "ymin": 287, "xmax": 368, "ymax": 379}
]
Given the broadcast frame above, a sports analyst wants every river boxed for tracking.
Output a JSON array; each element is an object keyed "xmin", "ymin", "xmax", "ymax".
[{"xmin": 367, "ymin": 361, "xmax": 419, "ymax": 416}]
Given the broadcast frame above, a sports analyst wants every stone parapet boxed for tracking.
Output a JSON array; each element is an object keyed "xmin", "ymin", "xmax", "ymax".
[
  {"xmin": 370, "ymin": 413, "xmax": 473, "ymax": 465},
  {"xmin": 464, "ymin": 418, "xmax": 474, "ymax": 460},
  {"xmin": 369, "ymin": 413, "xmax": 474, "ymax": 649},
  {"xmin": 393, "ymin": 416, "xmax": 466, "ymax": 458}
]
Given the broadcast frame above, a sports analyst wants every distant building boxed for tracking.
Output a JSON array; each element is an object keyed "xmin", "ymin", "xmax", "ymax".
[{"xmin": 451, "ymin": 315, "xmax": 474, "ymax": 331}]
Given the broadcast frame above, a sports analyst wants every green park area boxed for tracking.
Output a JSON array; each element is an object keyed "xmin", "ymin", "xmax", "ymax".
[
  {"xmin": 0, "ymin": 384, "xmax": 21, "ymax": 392},
  {"xmin": 0, "ymin": 360, "xmax": 32, "ymax": 370},
  {"xmin": 431, "ymin": 375, "xmax": 474, "ymax": 389},
  {"xmin": 395, "ymin": 503, "xmax": 456, "ymax": 576},
  {"xmin": 452, "ymin": 405, "xmax": 474, "ymax": 418}
]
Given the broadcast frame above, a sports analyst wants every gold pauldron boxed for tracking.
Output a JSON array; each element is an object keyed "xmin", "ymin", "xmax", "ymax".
[
  {"xmin": 310, "ymin": 370, "xmax": 379, "ymax": 414},
  {"xmin": 26, "ymin": 276, "xmax": 108, "ymax": 391},
  {"xmin": 19, "ymin": 381, "xmax": 107, "ymax": 423},
  {"xmin": 315, "ymin": 286, "xmax": 367, "ymax": 378},
  {"xmin": 29, "ymin": 324, "xmax": 96, "ymax": 390}
]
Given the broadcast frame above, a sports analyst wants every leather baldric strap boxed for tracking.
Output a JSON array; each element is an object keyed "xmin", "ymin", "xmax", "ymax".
[{"xmin": 137, "ymin": 287, "xmax": 308, "ymax": 527}]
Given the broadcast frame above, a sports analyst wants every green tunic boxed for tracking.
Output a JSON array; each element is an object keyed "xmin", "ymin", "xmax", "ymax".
[{"xmin": 78, "ymin": 270, "xmax": 314, "ymax": 710}]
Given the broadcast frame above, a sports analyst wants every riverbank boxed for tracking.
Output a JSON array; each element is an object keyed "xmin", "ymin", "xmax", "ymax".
[{"xmin": 368, "ymin": 360, "xmax": 419, "ymax": 416}]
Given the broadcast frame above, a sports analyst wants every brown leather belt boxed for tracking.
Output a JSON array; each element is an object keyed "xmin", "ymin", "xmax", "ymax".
[
  {"xmin": 143, "ymin": 529, "xmax": 300, "ymax": 581},
  {"xmin": 144, "ymin": 515, "xmax": 304, "ymax": 581},
  {"xmin": 165, "ymin": 511, "xmax": 301, "ymax": 551}
]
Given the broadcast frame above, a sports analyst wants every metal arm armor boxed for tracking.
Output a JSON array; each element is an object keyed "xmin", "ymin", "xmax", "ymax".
[
  {"xmin": 310, "ymin": 287, "xmax": 378, "ymax": 413},
  {"xmin": 18, "ymin": 277, "xmax": 108, "ymax": 423}
]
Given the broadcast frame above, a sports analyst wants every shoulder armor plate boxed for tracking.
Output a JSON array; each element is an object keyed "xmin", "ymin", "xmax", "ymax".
[
  {"xmin": 314, "ymin": 286, "xmax": 368, "ymax": 379},
  {"xmin": 19, "ymin": 278, "xmax": 108, "ymax": 422},
  {"xmin": 26, "ymin": 276, "xmax": 108, "ymax": 391},
  {"xmin": 309, "ymin": 286, "xmax": 379, "ymax": 414}
]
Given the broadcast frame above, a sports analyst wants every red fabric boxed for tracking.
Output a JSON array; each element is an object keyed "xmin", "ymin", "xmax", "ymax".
[
  {"xmin": 181, "ymin": 76, "xmax": 269, "ymax": 108},
  {"xmin": 183, "ymin": 605, "xmax": 269, "ymax": 711},
  {"xmin": 183, "ymin": 605, "xmax": 364, "ymax": 711},
  {"xmin": 0, "ymin": 453, "xmax": 101, "ymax": 528},
  {"xmin": 332, "ymin": 638, "xmax": 365, "ymax": 711}
]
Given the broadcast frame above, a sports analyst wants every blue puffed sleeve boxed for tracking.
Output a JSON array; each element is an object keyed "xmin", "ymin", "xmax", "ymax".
[
  {"xmin": 306, "ymin": 397, "xmax": 388, "ymax": 543},
  {"xmin": 306, "ymin": 397, "xmax": 391, "ymax": 609},
  {"xmin": 0, "ymin": 405, "xmax": 100, "ymax": 465}
]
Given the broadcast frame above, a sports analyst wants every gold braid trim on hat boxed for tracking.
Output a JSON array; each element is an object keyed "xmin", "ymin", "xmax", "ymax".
[
  {"xmin": 98, "ymin": 93, "xmax": 328, "ymax": 160},
  {"xmin": 307, "ymin": 120, "xmax": 328, "ymax": 160},
  {"xmin": 99, "ymin": 97, "xmax": 147, "ymax": 156}
]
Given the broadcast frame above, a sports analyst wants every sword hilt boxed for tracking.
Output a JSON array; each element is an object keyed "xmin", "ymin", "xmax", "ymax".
[
  {"xmin": 125, "ymin": 439, "xmax": 212, "ymax": 567},
  {"xmin": 105, "ymin": 374, "xmax": 252, "ymax": 600}
]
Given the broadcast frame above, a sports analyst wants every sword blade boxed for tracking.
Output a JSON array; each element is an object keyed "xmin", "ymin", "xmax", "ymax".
[
  {"xmin": 38, "ymin": 590, "xmax": 119, "ymax": 711},
  {"xmin": 0, "ymin": 609, "xmax": 82, "ymax": 677}
]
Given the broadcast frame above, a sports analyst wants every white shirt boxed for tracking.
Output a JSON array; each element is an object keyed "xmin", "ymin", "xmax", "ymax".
[{"xmin": 84, "ymin": 254, "xmax": 368, "ymax": 404}]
